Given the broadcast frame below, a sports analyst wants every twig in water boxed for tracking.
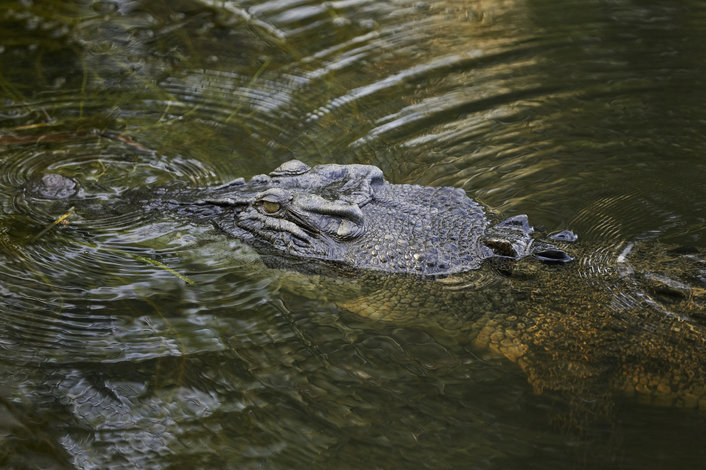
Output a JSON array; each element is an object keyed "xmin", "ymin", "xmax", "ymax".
[{"xmin": 31, "ymin": 207, "xmax": 75, "ymax": 242}]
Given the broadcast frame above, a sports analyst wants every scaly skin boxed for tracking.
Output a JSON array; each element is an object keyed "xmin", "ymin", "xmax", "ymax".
[
  {"xmin": 178, "ymin": 160, "xmax": 572, "ymax": 274},
  {"xmin": 325, "ymin": 252, "xmax": 706, "ymax": 410}
]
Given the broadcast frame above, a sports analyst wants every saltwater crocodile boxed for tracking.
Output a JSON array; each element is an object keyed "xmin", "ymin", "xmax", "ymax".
[
  {"xmin": 33, "ymin": 159, "xmax": 574, "ymax": 275},
  {"xmin": 28, "ymin": 160, "xmax": 706, "ymax": 410}
]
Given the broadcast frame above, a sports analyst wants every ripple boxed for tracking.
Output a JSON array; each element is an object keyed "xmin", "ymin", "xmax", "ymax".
[
  {"xmin": 567, "ymin": 191, "xmax": 702, "ymax": 319},
  {"xmin": 159, "ymin": 72, "xmax": 304, "ymax": 127},
  {"xmin": 0, "ymin": 247, "xmax": 120, "ymax": 363},
  {"xmin": 0, "ymin": 125, "xmax": 263, "ymax": 365},
  {"xmin": 1, "ymin": 127, "xmax": 215, "ymax": 220},
  {"xmin": 0, "ymin": 230, "xmax": 284, "ymax": 365}
]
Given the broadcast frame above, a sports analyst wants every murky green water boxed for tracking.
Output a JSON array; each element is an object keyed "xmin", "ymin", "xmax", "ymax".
[{"xmin": 1, "ymin": 0, "xmax": 705, "ymax": 468}]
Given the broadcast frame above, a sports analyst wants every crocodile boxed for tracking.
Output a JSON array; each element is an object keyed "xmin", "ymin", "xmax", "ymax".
[
  {"xmin": 33, "ymin": 159, "xmax": 574, "ymax": 275},
  {"xmin": 28, "ymin": 160, "xmax": 706, "ymax": 410}
]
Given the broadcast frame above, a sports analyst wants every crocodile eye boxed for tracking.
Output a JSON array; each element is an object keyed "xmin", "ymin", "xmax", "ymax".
[
  {"xmin": 256, "ymin": 188, "xmax": 290, "ymax": 215},
  {"xmin": 262, "ymin": 201, "xmax": 281, "ymax": 214}
]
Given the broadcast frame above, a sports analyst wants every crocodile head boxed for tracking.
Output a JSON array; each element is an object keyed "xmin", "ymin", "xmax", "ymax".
[
  {"xmin": 191, "ymin": 160, "xmax": 573, "ymax": 275},
  {"xmin": 195, "ymin": 160, "xmax": 386, "ymax": 270},
  {"xmin": 28, "ymin": 159, "xmax": 572, "ymax": 275}
]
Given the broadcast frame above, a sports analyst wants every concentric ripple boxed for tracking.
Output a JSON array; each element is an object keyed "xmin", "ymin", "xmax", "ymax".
[
  {"xmin": 0, "ymin": 223, "xmax": 286, "ymax": 365},
  {"xmin": 566, "ymin": 191, "xmax": 704, "ymax": 320},
  {"xmin": 2, "ymin": 129, "xmax": 215, "ymax": 221},
  {"xmin": 0, "ymin": 126, "xmax": 283, "ymax": 365}
]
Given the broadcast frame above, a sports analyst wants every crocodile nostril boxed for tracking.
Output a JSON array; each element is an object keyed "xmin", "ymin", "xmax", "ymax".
[{"xmin": 534, "ymin": 248, "xmax": 574, "ymax": 263}]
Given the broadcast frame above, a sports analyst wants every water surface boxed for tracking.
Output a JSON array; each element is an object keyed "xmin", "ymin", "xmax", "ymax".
[{"xmin": 1, "ymin": 0, "xmax": 705, "ymax": 468}]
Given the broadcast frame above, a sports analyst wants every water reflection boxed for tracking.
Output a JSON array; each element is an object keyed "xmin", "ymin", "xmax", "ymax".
[{"xmin": 1, "ymin": 0, "xmax": 706, "ymax": 468}]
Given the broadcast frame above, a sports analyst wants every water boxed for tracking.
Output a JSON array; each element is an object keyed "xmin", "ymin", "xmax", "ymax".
[{"xmin": 1, "ymin": 0, "xmax": 705, "ymax": 468}]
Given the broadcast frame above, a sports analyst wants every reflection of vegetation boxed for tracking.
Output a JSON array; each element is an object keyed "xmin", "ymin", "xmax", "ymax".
[{"xmin": 0, "ymin": 1, "xmax": 203, "ymax": 154}]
